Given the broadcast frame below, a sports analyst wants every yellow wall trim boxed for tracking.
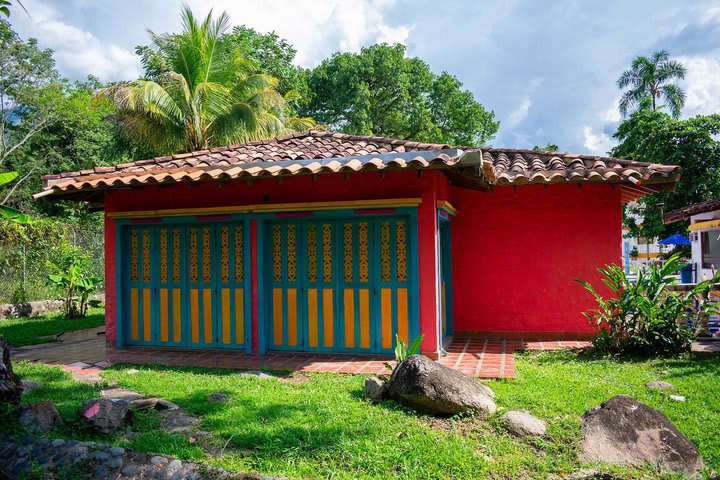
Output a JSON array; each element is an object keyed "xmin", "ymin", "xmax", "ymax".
[
  {"xmin": 436, "ymin": 200, "xmax": 458, "ymax": 216},
  {"xmin": 689, "ymin": 218, "xmax": 720, "ymax": 231},
  {"xmin": 108, "ymin": 198, "xmax": 423, "ymax": 219}
]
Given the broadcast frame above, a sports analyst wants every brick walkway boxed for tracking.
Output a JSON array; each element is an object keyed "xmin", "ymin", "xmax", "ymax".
[
  {"xmin": 13, "ymin": 327, "xmax": 600, "ymax": 379},
  {"xmin": 12, "ymin": 328, "xmax": 719, "ymax": 380}
]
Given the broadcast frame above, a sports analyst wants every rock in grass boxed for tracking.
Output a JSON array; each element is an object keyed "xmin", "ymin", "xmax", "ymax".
[
  {"xmin": 20, "ymin": 380, "xmax": 42, "ymax": 393},
  {"xmin": 15, "ymin": 401, "xmax": 63, "ymax": 433},
  {"xmin": 385, "ymin": 354, "xmax": 496, "ymax": 417},
  {"xmin": 364, "ymin": 377, "xmax": 387, "ymax": 402},
  {"xmin": 206, "ymin": 392, "xmax": 231, "ymax": 403},
  {"xmin": 645, "ymin": 380, "xmax": 674, "ymax": 390},
  {"xmin": 581, "ymin": 395, "xmax": 703, "ymax": 476},
  {"xmin": 79, "ymin": 398, "xmax": 133, "ymax": 434},
  {"xmin": 502, "ymin": 410, "xmax": 546, "ymax": 436},
  {"xmin": 238, "ymin": 370, "xmax": 275, "ymax": 380}
]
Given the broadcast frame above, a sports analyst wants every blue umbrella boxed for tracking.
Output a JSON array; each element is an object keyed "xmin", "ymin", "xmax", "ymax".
[{"xmin": 658, "ymin": 233, "xmax": 691, "ymax": 245}]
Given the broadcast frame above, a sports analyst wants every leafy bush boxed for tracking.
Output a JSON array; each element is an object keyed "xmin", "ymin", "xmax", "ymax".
[
  {"xmin": 45, "ymin": 248, "xmax": 102, "ymax": 318},
  {"xmin": 0, "ymin": 218, "xmax": 104, "ymax": 303},
  {"xmin": 577, "ymin": 253, "xmax": 719, "ymax": 356},
  {"xmin": 385, "ymin": 334, "xmax": 424, "ymax": 371}
]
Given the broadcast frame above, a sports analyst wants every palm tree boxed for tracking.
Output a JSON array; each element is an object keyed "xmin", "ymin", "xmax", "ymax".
[
  {"xmin": 617, "ymin": 50, "xmax": 687, "ymax": 119},
  {"xmin": 96, "ymin": 6, "xmax": 312, "ymax": 155}
]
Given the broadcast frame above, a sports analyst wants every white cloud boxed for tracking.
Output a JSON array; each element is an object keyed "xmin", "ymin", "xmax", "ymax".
[
  {"xmin": 583, "ymin": 126, "xmax": 617, "ymax": 155},
  {"xmin": 10, "ymin": 0, "xmax": 409, "ymax": 82},
  {"xmin": 33, "ymin": 19, "xmax": 141, "ymax": 80},
  {"xmin": 679, "ymin": 56, "xmax": 720, "ymax": 117},
  {"xmin": 185, "ymin": 0, "xmax": 412, "ymax": 67},
  {"xmin": 603, "ymin": 99, "xmax": 622, "ymax": 123},
  {"xmin": 10, "ymin": 0, "xmax": 141, "ymax": 81},
  {"xmin": 508, "ymin": 97, "xmax": 532, "ymax": 127}
]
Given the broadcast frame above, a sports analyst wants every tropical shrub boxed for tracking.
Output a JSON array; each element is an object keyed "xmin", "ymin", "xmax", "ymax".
[
  {"xmin": 0, "ymin": 219, "xmax": 104, "ymax": 303},
  {"xmin": 577, "ymin": 253, "xmax": 719, "ymax": 356},
  {"xmin": 385, "ymin": 334, "xmax": 424, "ymax": 371},
  {"xmin": 45, "ymin": 248, "xmax": 102, "ymax": 318}
]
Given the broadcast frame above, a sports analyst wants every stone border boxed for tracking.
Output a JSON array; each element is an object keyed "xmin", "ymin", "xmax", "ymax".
[
  {"xmin": 0, "ymin": 294, "xmax": 105, "ymax": 320},
  {"xmin": 0, "ymin": 434, "xmax": 282, "ymax": 479}
]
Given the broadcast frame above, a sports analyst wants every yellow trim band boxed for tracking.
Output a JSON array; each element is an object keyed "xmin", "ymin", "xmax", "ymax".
[
  {"xmin": 436, "ymin": 200, "xmax": 457, "ymax": 216},
  {"xmin": 689, "ymin": 219, "xmax": 720, "ymax": 231},
  {"xmin": 108, "ymin": 198, "xmax": 422, "ymax": 219}
]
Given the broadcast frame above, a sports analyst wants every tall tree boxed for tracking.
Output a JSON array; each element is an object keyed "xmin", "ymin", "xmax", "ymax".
[
  {"xmin": 612, "ymin": 102, "xmax": 720, "ymax": 239},
  {"xmin": 617, "ymin": 49, "xmax": 687, "ymax": 119},
  {"xmin": 4, "ymin": 77, "xmax": 135, "ymax": 217},
  {"xmin": 301, "ymin": 44, "xmax": 498, "ymax": 146},
  {"xmin": 137, "ymin": 24, "xmax": 307, "ymax": 117},
  {"xmin": 0, "ymin": 19, "xmax": 62, "ymax": 221},
  {"xmin": 98, "ymin": 6, "xmax": 311, "ymax": 156}
]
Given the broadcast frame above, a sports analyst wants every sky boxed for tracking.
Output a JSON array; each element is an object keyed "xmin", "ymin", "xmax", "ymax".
[{"xmin": 7, "ymin": 0, "xmax": 720, "ymax": 155}]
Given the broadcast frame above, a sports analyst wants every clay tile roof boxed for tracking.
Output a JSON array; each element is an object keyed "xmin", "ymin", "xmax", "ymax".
[
  {"xmin": 36, "ymin": 130, "xmax": 680, "ymax": 202},
  {"xmin": 664, "ymin": 198, "xmax": 720, "ymax": 224}
]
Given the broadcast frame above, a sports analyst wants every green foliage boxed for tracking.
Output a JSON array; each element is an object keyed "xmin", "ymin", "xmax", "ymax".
[
  {"xmin": 532, "ymin": 143, "xmax": 559, "ymax": 152},
  {"xmin": 612, "ymin": 106, "xmax": 720, "ymax": 239},
  {"xmin": 384, "ymin": 334, "xmax": 424, "ymax": 371},
  {"xmin": 0, "ymin": 0, "xmax": 27, "ymax": 18},
  {"xmin": 577, "ymin": 253, "xmax": 719, "ymax": 356},
  {"xmin": 45, "ymin": 249, "xmax": 102, "ymax": 318},
  {"xmin": 0, "ymin": 217, "xmax": 104, "ymax": 303},
  {"xmin": 301, "ymin": 43, "xmax": 498, "ymax": 146},
  {"xmin": 0, "ymin": 171, "xmax": 31, "ymax": 222},
  {"xmin": 0, "ymin": 21, "xmax": 130, "ymax": 218},
  {"xmin": 138, "ymin": 24, "xmax": 308, "ymax": 113},
  {"xmin": 629, "ymin": 246, "xmax": 639, "ymax": 258},
  {"xmin": 102, "ymin": 6, "xmax": 312, "ymax": 157},
  {"xmin": 617, "ymin": 49, "xmax": 686, "ymax": 118}
]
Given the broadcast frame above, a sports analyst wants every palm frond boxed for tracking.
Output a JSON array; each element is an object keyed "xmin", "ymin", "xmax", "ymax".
[
  {"xmin": 651, "ymin": 49, "xmax": 671, "ymax": 64},
  {"xmin": 616, "ymin": 69, "xmax": 638, "ymax": 89},
  {"xmin": 283, "ymin": 116, "xmax": 317, "ymax": 132},
  {"xmin": 661, "ymin": 83, "xmax": 686, "ymax": 119},
  {"xmin": 657, "ymin": 59, "xmax": 687, "ymax": 82},
  {"xmin": 619, "ymin": 89, "xmax": 641, "ymax": 117}
]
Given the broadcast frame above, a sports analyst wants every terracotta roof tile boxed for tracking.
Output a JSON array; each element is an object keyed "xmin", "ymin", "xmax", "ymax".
[
  {"xmin": 665, "ymin": 198, "xmax": 720, "ymax": 223},
  {"xmin": 37, "ymin": 130, "xmax": 680, "ymax": 199}
]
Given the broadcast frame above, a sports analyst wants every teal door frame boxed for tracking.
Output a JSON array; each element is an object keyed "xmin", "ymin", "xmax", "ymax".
[
  {"xmin": 438, "ymin": 209, "xmax": 454, "ymax": 341},
  {"xmin": 115, "ymin": 215, "xmax": 252, "ymax": 352},
  {"xmin": 256, "ymin": 207, "xmax": 419, "ymax": 355}
]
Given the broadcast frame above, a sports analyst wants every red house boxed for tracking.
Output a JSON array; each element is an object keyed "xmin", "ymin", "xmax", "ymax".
[{"xmin": 35, "ymin": 131, "xmax": 680, "ymax": 359}]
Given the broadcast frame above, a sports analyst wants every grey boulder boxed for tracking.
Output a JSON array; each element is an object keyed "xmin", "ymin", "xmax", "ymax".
[
  {"xmin": 15, "ymin": 401, "xmax": 63, "ymax": 433},
  {"xmin": 364, "ymin": 377, "xmax": 387, "ymax": 402},
  {"xmin": 581, "ymin": 395, "xmax": 703, "ymax": 476},
  {"xmin": 386, "ymin": 354, "xmax": 496, "ymax": 416},
  {"xmin": 645, "ymin": 380, "xmax": 674, "ymax": 390},
  {"xmin": 206, "ymin": 392, "xmax": 231, "ymax": 403},
  {"xmin": 79, "ymin": 398, "xmax": 133, "ymax": 434},
  {"xmin": 20, "ymin": 380, "xmax": 43, "ymax": 393},
  {"xmin": 502, "ymin": 410, "xmax": 546, "ymax": 436}
]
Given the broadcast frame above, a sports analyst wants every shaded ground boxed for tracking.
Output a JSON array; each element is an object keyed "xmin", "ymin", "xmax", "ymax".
[{"xmin": 0, "ymin": 309, "xmax": 104, "ymax": 347}]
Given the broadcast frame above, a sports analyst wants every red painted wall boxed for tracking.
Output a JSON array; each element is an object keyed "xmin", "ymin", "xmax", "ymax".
[
  {"xmin": 103, "ymin": 170, "xmax": 443, "ymax": 351},
  {"xmin": 103, "ymin": 171, "xmax": 623, "ymax": 347},
  {"xmin": 448, "ymin": 184, "xmax": 622, "ymax": 334},
  {"xmin": 104, "ymin": 213, "xmax": 117, "ymax": 344}
]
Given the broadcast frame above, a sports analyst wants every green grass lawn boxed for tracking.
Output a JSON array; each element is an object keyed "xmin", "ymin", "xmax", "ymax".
[
  {"xmin": 0, "ymin": 308, "xmax": 104, "ymax": 347},
  {"xmin": 10, "ymin": 350, "xmax": 720, "ymax": 479}
]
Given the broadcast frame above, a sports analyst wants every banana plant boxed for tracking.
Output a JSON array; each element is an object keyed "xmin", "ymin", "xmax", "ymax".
[
  {"xmin": 46, "ymin": 262, "xmax": 102, "ymax": 318},
  {"xmin": 0, "ymin": 172, "xmax": 32, "ymax": 224},
  {"xmin": 384, "ymin": 334, "xmax": 424, "ymax": 371}
]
